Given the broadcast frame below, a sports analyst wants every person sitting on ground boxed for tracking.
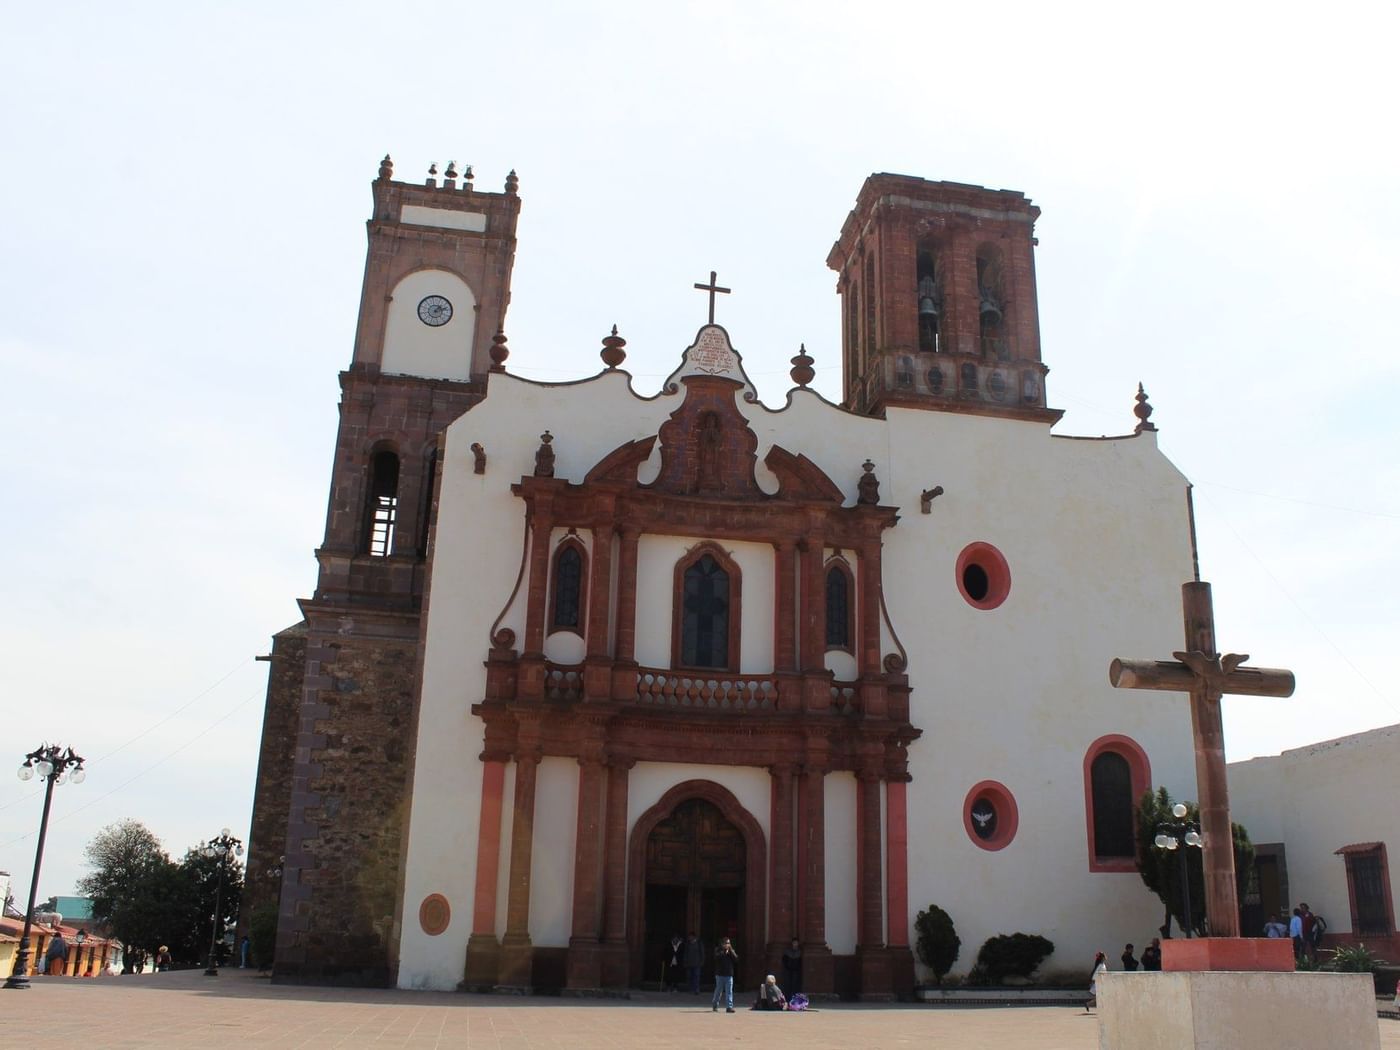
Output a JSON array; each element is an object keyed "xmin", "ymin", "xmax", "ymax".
[
  {"xmin": 752, "ymin": 973, "xmax": 787, "ymax": 1011},
  {"xmin": 1263, "ymin": 913, "xmax": 1288, "ymax": 938}
]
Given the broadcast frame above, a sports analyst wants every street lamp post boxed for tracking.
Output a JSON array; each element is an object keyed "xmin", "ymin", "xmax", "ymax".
[
  {"xmin": 5, "ymin": 744, "xmax": 85, "ymax": 990},
  {"xmin": 203, "ymin": 828, "xmax": 243, "ymax": 977},
  {"xmin": 74, "ymin": 929, "xmax": 88, "ymax": 976},
  {"xmin": 1154, "ymin": 802, "xmax": 1204, "ymax": 938}
]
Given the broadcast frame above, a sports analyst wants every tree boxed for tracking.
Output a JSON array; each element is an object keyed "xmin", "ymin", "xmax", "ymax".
[
  {"xmin": 77, "ymin": 819, "xmax": 177, "ymax": 971},
  {"xmin": 170, "ymin": 842, "xmax": 244, "ymax": 965},
  {"xmin": 914, "ymin": 904, "xmax": 960, "ymax": 986},
  {"xmin": 1135, "ymin": 787, "xmax": 1255, "ymax": 937}
]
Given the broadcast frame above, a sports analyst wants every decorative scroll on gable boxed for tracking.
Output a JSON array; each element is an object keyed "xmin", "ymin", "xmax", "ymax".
[{"xmin": 763, "ymin": 445, "xmax": 844, "ymax": 502}]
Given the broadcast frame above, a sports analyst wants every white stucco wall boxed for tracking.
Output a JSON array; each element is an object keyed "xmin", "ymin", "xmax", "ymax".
[
  {"xmin": 398, "ymin": 342, "xmax": 1203, "ymax": 989},
  {"xmin": 1229, "ymin": 725, "xmax": 1400, "ymax": 935},
  {"xmin": 381, "ymin": 268, "xmax": 477, "ymax": 381}
]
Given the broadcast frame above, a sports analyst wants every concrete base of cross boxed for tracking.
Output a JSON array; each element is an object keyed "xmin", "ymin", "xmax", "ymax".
[{"xmin": 1096, "ymin": 971, "xmax": 1380, "ymax": 1050}]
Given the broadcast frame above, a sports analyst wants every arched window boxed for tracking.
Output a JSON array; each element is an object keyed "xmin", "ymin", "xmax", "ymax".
[
  {"xmin": 1083, "ymin": 735, "xmax": 1152, "ymax": 872},
  {"xmin": 825, "ymin": 561, "xmax": 853, "ymax": 651},
  {"xmin": 673, "ymin": 546, "xmax": 741, "ymax": 671},
  {"xmin": 917, "ymin": 248, "xmax": 941, "ymax": 353},
  {"xmin": 418, "ymin": 449, "xmax": 439, "ymax": 558},
  {"xmin": 976, "ymin": 246, "xmax": 1007, "ymax": 360},
  {"xmin": 365, "ymin": 449, "xmax": 400, "ymax": 557},
  {"xmin": 549, "ymin": 538, "xmax": 587, "ymax": 635}
]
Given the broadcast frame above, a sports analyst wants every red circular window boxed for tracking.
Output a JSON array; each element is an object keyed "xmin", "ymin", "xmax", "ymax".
[
  {"xmin": 963, "ymin": 781, "xmax": 1019, "ymax": 851},
  {"xmin": 956, "ymin": 542, "xmax": 1011, "ymax": 610},
  {"xmin": 419, "ymin": 893, "xmax": 451, "ymax": 936}
]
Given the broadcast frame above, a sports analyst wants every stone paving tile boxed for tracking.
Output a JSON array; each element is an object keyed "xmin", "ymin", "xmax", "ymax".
[{"xmin": 1, "ymin": 970, "xmax": 1395, "ymax": 1049}]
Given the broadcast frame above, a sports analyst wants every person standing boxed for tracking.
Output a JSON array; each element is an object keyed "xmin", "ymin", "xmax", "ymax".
[
  {"xmin": 665, "ymin": 934, "xmax": 684, "ymax": 991},
  {"xmin": 682, "ymin": 932, "xmax": 703, "ymax": 995},
  {"xmin": 44, "ymin": 932, "xmax": 69, "ymax": 976},
  {"xmin": 240, "ymin": 935, "xmax": 250, "ymax": 969},
  {"xmin": 781, "ymin": 937, "xmax": 802, "ymax": 995},
  {"xmin": 711, "ymin": 937, "xmax": 738, "ymax": 1013},
  {"xmin": 1140, "ymin": 938, "xmax": 1162, "ymax": 971},
  {"xmin": 1120, "ymin": 944, "xmax": 1139, "ymax": 972},
  {"xmin": 1289, "ymin": 908, "xmax": 1304, "ymax": 960},
  {"xmin": 1299, "ymin": 904, "xmax": 1316, "ymax": 960},
  {"xmin": 1309, "ymin": 909, "xmax": 1327, "ymax": 957}
]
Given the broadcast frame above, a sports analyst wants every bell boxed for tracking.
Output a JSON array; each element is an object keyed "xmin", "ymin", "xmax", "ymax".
[
  {"xmin": 979, "ymin": 296, "xmax": 1003, "ymax": 326},
  {"xmin": 919, "ymin": 295, "xmax": 940, "ymax": 318}
]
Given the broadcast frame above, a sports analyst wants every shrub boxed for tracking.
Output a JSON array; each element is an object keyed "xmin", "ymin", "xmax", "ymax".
[
  {"xmin": 1326, "ymin": 943, "xmax": 1387, "ymax": 973},
  {"xmin": 250, "ymin": 904, "xmax": 277, "ymax": 970},
  {"xmin": 914, "ymin": 905, "xmax": 961, "ymax": 986},
  {"xmin": 972, "ymin": 933, "xmax": 1055, "ymax": 982}
]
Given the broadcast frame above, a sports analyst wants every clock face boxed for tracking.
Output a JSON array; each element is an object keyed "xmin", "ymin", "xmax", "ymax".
[{"xmin": 417, "ymin": 295, "xmax": 453, "ymax": 327}]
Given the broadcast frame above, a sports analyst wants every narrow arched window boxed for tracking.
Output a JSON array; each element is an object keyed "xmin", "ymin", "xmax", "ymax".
[
  {"xmin": 976, "ymin": 248, "xmax": 1006, "ymax": 360},
  {"xmin": 680, "ymin": 553, "xmax": 731, "ymax": 669},
  {"xmin": 418, "ymin": 449, "xmax": 438, "ymax": 558},
  {"xmin": 549, "ymin": 540, "xmax": 586, "ymax": 634},
  {"xmin": 917, "ymin": 249, "xmax": 941, "ymax": 353},
  {"xmin": 365, "ymin": 450, "xmax": 400, "ymax": 557},
  {"xmin": 1090, "ymin": 751, "xmax": 1135, "ymax": 859},
  {"xmin": 825, "ymin": 563, "xmax": 852, "ymax": 650}
]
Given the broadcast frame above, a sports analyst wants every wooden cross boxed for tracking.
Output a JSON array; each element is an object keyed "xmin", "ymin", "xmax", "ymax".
[
  {"xmin": 1109, "ymin": 581, "xmax": 1295, "ymax": 938},
  {"xmin": 693, "ymin": 270, "xmax": 731, "ymax": 324}
]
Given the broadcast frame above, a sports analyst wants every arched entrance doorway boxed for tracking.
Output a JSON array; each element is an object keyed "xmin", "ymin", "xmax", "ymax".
[{"xmin": 627, "ymin": 780, "xmax": 766, "ymax": 990}]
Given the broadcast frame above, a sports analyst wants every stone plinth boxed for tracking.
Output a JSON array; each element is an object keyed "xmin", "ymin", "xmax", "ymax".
[
  {"xmin": 1097, "ymin": 971, "xmax": 1380, "ymax": 1050},
  {"xmin": 1161, "ymin": 937, "xmax": 1295, "ymax": 972}
]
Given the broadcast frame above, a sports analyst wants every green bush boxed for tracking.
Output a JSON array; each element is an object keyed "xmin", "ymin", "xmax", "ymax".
[
  {"xmin": 250, "ymin": 904, "xmax": 277, "ymax": 970},
  {"xmin": 914, "ymin": 905, "xmax": 961, "ymax": 986},
  {"xmin": 1326, "ymin": 943, "xmax": 1387, "ymax": 973},
  {"xmin": 972, "ymin": 933, "xmax": 1055, "ymax": 982}
]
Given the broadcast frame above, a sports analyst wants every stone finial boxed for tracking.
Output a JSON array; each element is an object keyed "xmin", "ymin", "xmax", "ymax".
[
  {"xmin": 444, "ymin": 161, "xmax": 458, "ymax": 187},
  {"xmin": 920, "ymin": 486, "xmax": 944, "ymax": 514},
  {"xmin": 789, "ymin": 343, "xmax": 815, "ymax": 387},
  {"xmin": 489, "ymin": 330, "xmax": 510, "ymax": 373},
  {"xmin": 377, "ymin": 154, "xmax": 393, "ymax": 181},
  {"xmin": 534, "ymin": 431, "xmax": 555, "ymax": 477},
  {"xmin": 601, "ymin": 325, "xmax": 627, "ymax": 369},
  {"xmin": 463, "ymin": 164, "xmax": 474, "ymax": 191},
  {"xmin": 426, "ymin": 162, "xmax": 438, "ymax": 188},
  {"xmin": 858, "ymin": 459, "xmax": 880, "ymax": 505},
  {"xmin": 505, "ymin": 169, "xmax": 519, "ymax": 195},
  {"xmin": 1134, "ymin": 382, "xmax": 1157, "ymax": 433}
]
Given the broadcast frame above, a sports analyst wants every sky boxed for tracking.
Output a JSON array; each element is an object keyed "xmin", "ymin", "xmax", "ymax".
[{"xmin": 2, "ymin": 1, "xmax": 1397, "ymax": 910}]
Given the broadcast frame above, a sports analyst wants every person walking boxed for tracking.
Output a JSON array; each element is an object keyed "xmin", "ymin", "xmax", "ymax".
[
  {"xmin": 682, "ymin": 932, "xmax": 704, "ymax": 995},
  {"xmin": 711, "ymin": 937, "xmax": 738, "ymax": 1013},
  {"xmin": 1084, "ymin": 951, "xmax": 1108, "ymax": 1012}
]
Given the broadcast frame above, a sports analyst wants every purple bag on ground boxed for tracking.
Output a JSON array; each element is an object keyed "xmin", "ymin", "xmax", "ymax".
[{"xmin": 788, "ymin": 993, "xmax": 809, "ymax": 1011}]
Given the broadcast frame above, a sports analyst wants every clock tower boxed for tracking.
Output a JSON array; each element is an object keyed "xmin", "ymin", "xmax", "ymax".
[
  {"xmin": 827, "ymin": 174, "xmax": 1061, "ymax": 423},
  {"xmin": 244, "ymin": 157, "xmax": 521, "ymax": 984}
]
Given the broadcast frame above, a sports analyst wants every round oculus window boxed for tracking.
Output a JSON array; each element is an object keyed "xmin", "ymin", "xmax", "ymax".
[
  {"xmin": 963, "ymin": 780, "xmax": 1019, "ymax": 851},
  {"xmin": 956, "ymin": 542, "xmax": 1011, "ymax": 610},
  {"xmin": 417, "ymin": 295, "xmax": 453, "ymax": 327}
]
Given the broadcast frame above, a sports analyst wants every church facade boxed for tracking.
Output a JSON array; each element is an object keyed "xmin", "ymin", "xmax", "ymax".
[{"xmin": 245, "ymin": 161, "xmax": 1201, "ymax": 996}]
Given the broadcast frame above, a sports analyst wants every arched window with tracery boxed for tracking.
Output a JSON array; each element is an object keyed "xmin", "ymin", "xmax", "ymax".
[
  {"xmin": 825, "ymin": 560, "xmax": 853, "ymax": 651},
  {"xmin": 364, "ymin": 449, "xmax": 400, "ymax": 557},
  {"xmin": 673, "ymin": 546, "xmax": 741, "ymax": 671},
  {"xmin": 1083, "ymin": 735, "xmax": 1152, "ymax": 872},
  {"xmin": 549, "ymin": 538, "xmax": 588, "ymax": 635}
]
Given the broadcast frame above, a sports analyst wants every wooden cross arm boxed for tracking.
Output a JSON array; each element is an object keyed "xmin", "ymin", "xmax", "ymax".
[{"xmin": 1108, "ymin": 658, "xmax": 1296, "ymax": 698}]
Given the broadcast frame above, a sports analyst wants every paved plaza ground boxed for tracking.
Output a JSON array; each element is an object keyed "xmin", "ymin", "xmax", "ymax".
[{"xmin": 2, "ymin": 969, "xmax": 1396, "ymax": 1049}]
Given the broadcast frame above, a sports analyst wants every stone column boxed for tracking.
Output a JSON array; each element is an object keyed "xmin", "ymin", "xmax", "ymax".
[
  {"xmin": 498, "ymin": 748, "xmax": 540, "ymax": 990},
  {"xmin": 599, "ymin": 759, "xmax": 632, "ymax": 988},
  {"xmin": 519, "ymin": 504, "xmax": 554, "ymax": 700},
  {"xmin": 611, "ymin": 527, "xmax": 641, "ymax": 700},
  {"xmin": 565, "ymin": 754, "xmax": 605, "ymax": 992},
  {"xmin": 766, "ymin": 763, "xmax": 796, "ymax": 975},
  {"xmin": 463, "ymin": 758, "xmax": 507, "ymax": 989},
  {"xmin": 856, "ymin": 767, "xmax": 892, "ymax": 999},
  {"xmin": 773, "ymin": 540, "xmax": 797, "ymax": 672},
  {"xmin": 885, "ymin": 777, "xmax": 915, "ymax": 997},
  {"xmin": 799, "ymin": 756, "xmax": 834, "ymax": 995},
  {"xmin": 583, "ymin": 524, "xmax": 615, "ymax": 699},
  {"xmin": 798, "ymin": 531, "xmax": 829, "ymax": 712}
]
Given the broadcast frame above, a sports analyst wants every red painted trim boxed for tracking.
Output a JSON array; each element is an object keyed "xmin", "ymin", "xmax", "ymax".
[
  {"xmin": 1082, "ymin": 734, "xmax": 1152, "ymax": 873},
  {"xmin": 963, "ymin": 780, "xmax": 1019, "ymax": 851},
  {"xmin": 886, "ymin": 780, "xmax": 909, "ymax": 946},
  {"xmin": 1341, "ymin": 842, "xmax": 1396, "ymax": 938},
  {"xmin": 955, "ymin": 542, "xmax": 1011, "ymax": 610},
  {"xmin": 471, "ymin": 760, "xmax": 506, "ymax": 934},
  {"xmin": 670, "ymin": 541, "xmax": 743, "ymax": 673},
  {"xmin": 419, "ymin": 893, "xmax": 451, "ymax": 936}
]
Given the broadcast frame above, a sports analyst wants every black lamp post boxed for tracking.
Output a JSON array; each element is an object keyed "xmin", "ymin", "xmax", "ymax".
[
  {"xmin": 5, "ymin": 744, "xmax": 85, "ymax": 990},
  {"xmin": 1154, "ymin": 802, "xmax": 1204, "ymax": 938},
  {"xmin": 202, "ymin": 828, "xmax": 244, "ymax": 977}
]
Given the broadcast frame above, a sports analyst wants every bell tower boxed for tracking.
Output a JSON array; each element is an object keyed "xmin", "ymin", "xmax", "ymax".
[{"xmin": 826, "ymin": 174, "xmax": 1060, "ymax": 423}]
